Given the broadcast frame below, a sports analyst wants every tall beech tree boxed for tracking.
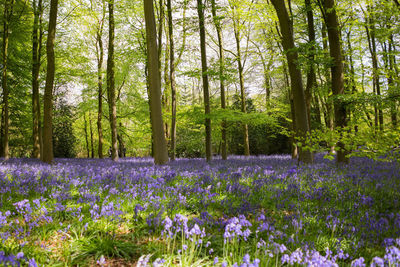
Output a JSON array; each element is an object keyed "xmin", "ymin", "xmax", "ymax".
[
  {"xmin": 211, "ymin": 0, "xmax": 227, "ymax": 160},
  {"xmin": 95, "ymin": 0, "xmax": 106, "ymax": 158},
  {"xmin": 143, "ymin": 0, "xmax": 169, "ymax": 165},
  {"xmin": 319, "ymin": 0, "xmax": 348, "ymax": 163},
  {"xmin": 270, "ymin": 0, "xmax": 313, "ymax": 163},
  {"xmin": 32, "ymin": 0, "xmax": 43, "ymax": 159},
  {"xmin": 305, "ymin": 0, "xmax": 317, "ymax": 127},
  {"xmin": 166, "ymin": 0, "xmax": 177, "ymax": 161},
  {"xmin": 107, "ymin": 0, "xmax": 118, "ymax": 161},
  {"xmin": 42, "ymin": 0, "xmax": 59, "ymax": 164},
  {"xmin": 364, "ymin": 5, "xmax": 383, "ymax": 131},
  {"xmin": 1, "ymin": 0, "xmax": 15, "ymax": 160},
  {"xmin": 231, "ymin": 1, "xmax": 250, "ymax": 156},
  {"xmin": 197, "ymin": 0, "xmax": 212, "ymax": 162}
]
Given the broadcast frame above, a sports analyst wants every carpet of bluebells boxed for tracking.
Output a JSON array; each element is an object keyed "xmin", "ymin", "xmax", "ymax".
[{"xmin": 0, "ymin": 155, "xmax": 400, "ymax": 266}]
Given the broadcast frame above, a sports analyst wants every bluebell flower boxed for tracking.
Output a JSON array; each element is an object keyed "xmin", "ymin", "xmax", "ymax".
[{"xmin": 351, "ymin": 257, "xmax": 365, "ymax": 267}]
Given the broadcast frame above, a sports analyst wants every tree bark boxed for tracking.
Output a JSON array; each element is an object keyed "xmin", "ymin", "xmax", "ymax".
[
  {"xmin": 96, "ymin": 0, "xmax": 105, "ymax": 158},
  {"xmin": 166, "ymin": 0, "xmax": 177, "ymax": 160},
  {"xmin": 32, "ymin": 0, "xmax": 42, "ymax": 159},
  {"xmin": 365, "ymin": 6, "xmax": 383, "ymax": 131},
  {"xmin": 197, "ymin": 0, "xmax": 212, "ymax": 162},
  {"xmin": 42, "ymin": 0, "xmax": 58, "ymax": 164},
  {"xmin": 157, "ymin": 0, "xmax": 164, "ymax": 90},
  {"xmin": 117, "ymin": 124, "xmax": 125, "ymax": 158},
  {"xmin": 388, "ymin": 35, "xmax": 398, "ymax": 128},
  {"xmin": 271, "ymin": 0, "xmax": 313, "ymax": 163},
  {"xmin": 305, "ymin": 0, "xmax": 316, "ymax": 129},
  {"xmin": 84, "ymin": 113, "xmax": 90, "ymax": 158},
  {"xmin": 320, "ymin": 0, "xmax": 348, "ymax": 163},
  {"xmin": 346, "ymin": 30, "xmax": 357, "ymax": 131},
  {"xmin": 89, "ymin": 112, "xmax": 94, "ymax": 158},
  {"xmin": 163, "ymin": 20, "xmax": 170, "ymax": 143},
  {"xmin": 107, "ymin": 0, "xmax": 118, "ymax": 161},
  {"xmin": 233, "ymin": 10, "xmax": 250, "ymax": 157},
  {"xmin": 2, "ymin": 0, "xmax": 14, "ymax": 159},
  {"xmin": 143, "ymin": 0, "xmax": 169, "ymax": 164},
  {"xmin": 211, "ymin": 0, "xmax": 227, "ymax": 160}
]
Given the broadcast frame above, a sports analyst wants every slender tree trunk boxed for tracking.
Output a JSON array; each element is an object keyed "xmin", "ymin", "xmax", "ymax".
[
  {"xmin": 233, "ymin": 15, "xmax": 250, "ymax": 156},
  {"xmin": 211, "ymin": 0, "xmax": 227, "ymax": 160},
  {"xmin": 32, "ymin": 0, "xmax": 42, "ymax": 159},
  {"xmin": 84, "ymin": 113, "xmax": 90, "ymax": 158},
  {"xmin": 143, "ymin": 0, "xmax": 169, "ymax": 164},
  {"xmin": 117, "ymin": 123, "xmax": 125, "ymax": 158},
  {"xmin": 96, "ymin": 1, "xmax": 105, "ymax": 158},
  {"xmin": 364, "ymin": 7, "xmax": 383, "ymax": 131},
  {"xmin": 42, "ymin": 0, "xmax": 58, "ymax": 164},
  {"xmin": 0, "ymin": 109, "xmax": 3, "ymax": 157},
  {"xmin": 305, "ymin": 0, "xmax": 316, "ymax": 129},
  {"xmin": 38, "ymin": 5, "xmax": 44, "ymax": 159},
  {"xmin": 320, "ymin": 0, "xmax": 348, "ymax": 163},
  {"xmin": 163, "ymin": 21, "xmax": 170, "ymax": 143},
  {"xmin": 157, "ymin": 0, "xmax": 164, "ymax": 89},
  {"xmin": 321, "ymin": 23, "xmax": 334, "ymax": 136},
  {"xmin": 346, "ymin": 30, "xmax": 357, "ymax": 131},
  {"xmin": 271, "ymin": 0, "xmax": 312, "ymax": 163},
  {"xmin": 388, "ymin": 35, "xmax": 398, "ymax": 128},
  {"xmin": 161, "ymin": 0, "xmax": 171, "ymax": 143},
  {"xmin": 89, "ymin": 112, "xmax": 94, "ymax": 158},
  {"xmin": 197, "ymin": 0, "xmax": 212, "ymax": 161},
  {"xmin": 2, "ymin": 0, "xmax": 14, "ymax": 160},
  {"xmin": 144, "ymin": 51, "xmax": 155, "ymax": 157},
  {"xmin": 107, "ymin": 0, "xmax": 118, "ymax": 161},
  {"xmin": 283, "ymin": 59, "xmax": 298, "ymax": 159},
  {"xmin": 166, "ymin": 0, "xmax": 177, "ymax": 160}
]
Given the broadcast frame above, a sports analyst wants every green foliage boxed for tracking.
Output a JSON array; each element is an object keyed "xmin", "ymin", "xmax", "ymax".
[{"xmin": 53, "ymin": 98, "xmax": 77, "ymax": 158}]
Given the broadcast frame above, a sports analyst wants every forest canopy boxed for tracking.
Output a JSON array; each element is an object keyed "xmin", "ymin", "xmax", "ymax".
[{"xmin": 1, "ymin": 0, "xmax": 399, "ymax": 164}]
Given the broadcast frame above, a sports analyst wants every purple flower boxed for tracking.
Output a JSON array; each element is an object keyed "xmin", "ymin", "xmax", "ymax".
[
  {"xmin": 371, "ymin": 257, "xmax": 384, "ymax": 267},
  {"xmin": 28, "ymin": 258, "xmax": 38, "ymax": 267},
  {"xmin": 97, "ymin": 255, "xmax": 106, "ymax": 266},
  {"xmin": 16, "ymin": 252, "xmax": 24, "ymax": 259},
  {"xmin": 243, "ymin": 254, "xmax": 251, "ymax": 264},
  {"xmin": 213, "ymin": 256, "xmax": 218, "ymax": 265},
  {"xmin": 351, "ymin": 257, "xmax": 365, "ymax": 267}
]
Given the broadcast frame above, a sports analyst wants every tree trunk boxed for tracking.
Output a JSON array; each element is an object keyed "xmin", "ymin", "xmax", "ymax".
[
  {"xmin": 163, "ymin": 31, "xmax": 170, "ymax": 142},
  {"xmin": 197, "ymin": 0, "xmax": 212, "ymax": 162},
  {"xmin": 143, "ymin": 0, "xmax": 169, "ymax": 164},
  {"xmin": 0, "ymin": 109, "xmax": 4, "ymax": 157},
  {"xmin": 107, "ymin": 1, "xmax": 118, "ymax": 161},
  {"xmin": 167, "ymin": 0, "xmax": 177, "ymax": 160},
  {"xmin": 365, "ymin": 6, "xmax": 383, "ymax": 131},
  {"xmin": 42, "ymin": 0, "xmax": 58, "ymax": 164},
  {"xmin": 89, "ymin": 112, "xmax": 94, "ymax": 158},
  {"xmin": 388, "ymin": 35, "xmax": 398, "ymax": 128},
  {"xmin": 320, "ymin": 0, "xmax": 348, "ymax": 163},
  {"xmin": 96, "ymin": 1, "xmax": 105, "ymax": 158},
  {"xmin": 283, "ymin": 58, "xmax": 297, "ymax": 159},
  {"xmin": 117, "ymin": 123, "xmax": 125, "ymax": 158},
  {"xmin": 233, "ymin": 14, "xmax": 250, "ymax": 156},
  {"xmin": 157, "ymin": 0, "xmax": 164, "ymax": 89},
  {"xmin": 305, "ymin": 0, "xmax": 316, "ymax": 129},
  {"xmin": 271, "ymin": 0, "xmax": 312, "ymax": 163},
  {"xmin": 84, "ymin": 113, "xmax": 90, "ymax": 158},
  {"xmin": 2, "ymin": 0, "xmax": 14, "ymax": 160},
  {"xmin": 32, "ymin": 0, "xmax": 42, "ymax": 159},
  {"xmin": 346, "ymin": 30, "xmax": 357, "ymax": 131},
  {"xmin": 211, "ymin": 0, "xmax": 227, "ymax": 160}
]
